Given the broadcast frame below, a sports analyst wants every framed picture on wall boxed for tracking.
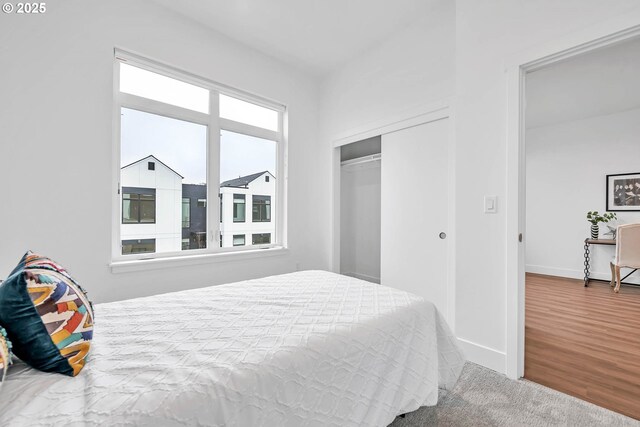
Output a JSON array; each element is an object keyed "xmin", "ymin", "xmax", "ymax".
[{"xmin": 607, "ymin": 172, "xmax": 640, "ymax": 211}]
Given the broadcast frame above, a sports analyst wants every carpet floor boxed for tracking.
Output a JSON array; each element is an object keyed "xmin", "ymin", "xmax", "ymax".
[{"xmin": 389, "ymin": 363, "xmax": 640, "ymax": 427}]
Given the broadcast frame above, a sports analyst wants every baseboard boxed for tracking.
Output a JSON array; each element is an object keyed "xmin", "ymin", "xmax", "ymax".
[
  {"xmin": 457, "ymin": 338, "xmax": 505, "ymax": 374},
  {"xmin": 526, "ymin": 264, "xmax": 640, "ymax": 285},
  {"xmin": 342, "ymin": 271, "xmax": 381, "ymax": 284}
]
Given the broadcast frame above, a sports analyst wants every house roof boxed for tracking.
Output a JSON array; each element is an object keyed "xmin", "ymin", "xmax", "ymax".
[
  {"xmin": 221, "ymin": 171, "xmax": 274, "ymax": 188},
  {"xmin": 120, "ymin": 155, "xmax": 184, "ymax": 178}
]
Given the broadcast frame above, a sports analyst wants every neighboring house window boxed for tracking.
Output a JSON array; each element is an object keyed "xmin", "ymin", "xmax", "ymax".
[
  {"xmin": 182, "ymin": 198, "xmax": 190, "ymax": 228},
  {"xmin": 233, "ymin": 234, "xmax": 245, "ymax": 246},
  {"xmin": 252, "ymin": 195, "xmax": 271, "ymax": 222},
  {"xmin": 122, "ymin": 188, "xmax": 156, "ymax": 224},
  {"xmin": 252, "ymin": 233, "xmax": 271, "ymax": 245},
  {"xmin": 115, "ymin": 51, "xmax": 285, "ymax": 261},
  {"xmin": 233, "ymin": 194, "xmax": 245, "ymax": 222},
  {"xmin": 122, "ymin": 239, "xmax": 155, "ymax": 254}
]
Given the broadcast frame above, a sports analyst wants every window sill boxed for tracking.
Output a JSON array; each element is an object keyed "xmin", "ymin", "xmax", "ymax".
[{"xmin": 110, "ymin": 246, "xmax": 289, "ymax": 274}]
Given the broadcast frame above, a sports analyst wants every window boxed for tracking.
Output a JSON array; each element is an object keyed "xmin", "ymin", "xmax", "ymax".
[
  {"xmin": 120, "ymin": 63, "xmax": 209, "ymax": 113},
  {"xmin": 181, "ymin": 198, "xmax": 190, "ymax": 228},
  {"xmin": 233, "ymin": 234, "xmax": 245, "ymax": 246},
  {"xmin": 114, "ymin": 51, "xmax": 285, "ymax": 262},
  {"xmin": 220, "ymin": 94, "xmax": 279, "ymax": 131},
  {"xmin": 233, "ymin": 194, "xmax": 245, "ymax": 222},
  {"xmin": 122, "ymin": 239, "xmax": 156, "ymax": 254},
  {"xmin": 122, "ymin": 188, "xmax": 156, "ymax": 224},
  {"xmin": 252, "ymin": 233, "xmax": 271, "ymax": 245},
  {"xmin": 252, "ymin": 195, "xmax": 271, "ymax": 222}
]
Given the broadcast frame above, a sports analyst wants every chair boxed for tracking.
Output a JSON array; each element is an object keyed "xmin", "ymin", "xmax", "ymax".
[{"xmin": 609, "ymin": 223, "xmax": 640, "ymax": 293}]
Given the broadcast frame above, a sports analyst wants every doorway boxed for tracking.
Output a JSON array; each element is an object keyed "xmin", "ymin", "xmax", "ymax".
[
  {"xmin": 506, "ymin": 21, "xmax": 640, "ymax": 422},
  {"xmin": 522, "ymin": 36, "xmax": 640, "ymax": 420}
]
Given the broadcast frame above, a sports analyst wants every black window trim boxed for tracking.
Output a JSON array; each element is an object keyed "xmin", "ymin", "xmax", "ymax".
[
  {"xmin": 233, "ymin": 193, "xmax": 246, "ymax": 223},
  {"xmin": 252, "ymin": 195, "xmax": 271, "ymax": 223},
  {"xmin": 122, "ymin": 187, "xmax": 156, "ymax": 224}
]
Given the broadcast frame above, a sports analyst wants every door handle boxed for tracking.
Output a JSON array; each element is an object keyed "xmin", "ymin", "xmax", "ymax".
[{"xmin": 439, "ymin": 232, "xmax": 447, "ymax": 239}]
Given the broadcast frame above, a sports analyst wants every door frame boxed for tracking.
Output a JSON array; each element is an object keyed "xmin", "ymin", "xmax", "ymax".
[
  {"xmin": 330, "ymin": 98, "xmax": 456, "ymax": 329},
  {"xmin": 505, "ymin": 15, "xmax": 640, "ymax": 379}
]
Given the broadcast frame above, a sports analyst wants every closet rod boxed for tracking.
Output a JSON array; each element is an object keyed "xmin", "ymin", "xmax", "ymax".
[{"xmin": 340, "ymin": 153, "xmax": 382, "ymax": 167}]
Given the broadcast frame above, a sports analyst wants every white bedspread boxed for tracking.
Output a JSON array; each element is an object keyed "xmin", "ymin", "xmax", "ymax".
[{"xmin": 0, "ymin": 270, "xmax": 464, "ymax": 426}]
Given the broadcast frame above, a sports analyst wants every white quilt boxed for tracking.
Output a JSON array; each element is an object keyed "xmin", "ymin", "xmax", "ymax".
[{"xmin": 0, "ymin": 270, "xmax": 464, "ymax": 427}]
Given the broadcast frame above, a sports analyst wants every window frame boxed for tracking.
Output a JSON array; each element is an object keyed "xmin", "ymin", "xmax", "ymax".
[
  {"xmin": 122, "ymin": 238, "xmax": 156, "ymax": 255},
  {"xmin": 122, "ymin": 187, "xmax": 156, "ymax": 224},
  {"xmin": 112, "ymin": 49, "xmax": 287, "ymax": 264},
  {"xmin": 233, "ymin": 194, "xmax": 246, "ymax": 223},
  {"xmin": 252, "ymin": 233, "xmax": 271, "ymax": 245},
  {"xmin": 181, "ymin": 197, "xmax": 191, "ymax": 228},
  {"xmin": 252, "ymin": 195, "xmax": 271, "ymax": 223},
  {"xmin": 233, "ymin": 234, "xmax": 246, "ymax": 246}
]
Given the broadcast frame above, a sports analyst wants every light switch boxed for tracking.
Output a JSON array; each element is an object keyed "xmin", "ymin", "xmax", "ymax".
[{"xmin": 484, "ymin": 196, "xmax": 497, "ymax": 214}]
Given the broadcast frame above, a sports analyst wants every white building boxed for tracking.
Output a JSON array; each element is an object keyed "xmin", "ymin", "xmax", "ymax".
[
  {"xmin": 120, "ymin": 155, "xmax": 183, "ymax": 254},
  {"xmin": 219, "ymin": 171, "xmax": 276, "ymax": 248}
]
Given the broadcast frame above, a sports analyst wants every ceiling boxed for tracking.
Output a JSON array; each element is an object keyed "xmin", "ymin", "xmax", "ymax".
[
  {"xmin": 147, "ymin": 0, "xmax": 439, "ymax": 75},
  {"xmin": 526, "ymin": 37, "xmax": 640, "ymax": 129}
]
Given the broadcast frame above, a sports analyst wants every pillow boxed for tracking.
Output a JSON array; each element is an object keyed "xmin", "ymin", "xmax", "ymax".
[
  {"xmin": 0, "ymin": 326, "xmax": 13, "ymax": 388},
  {"xmin": 0, "ymin": 252, "xmax": 94, "ymax": 376}
]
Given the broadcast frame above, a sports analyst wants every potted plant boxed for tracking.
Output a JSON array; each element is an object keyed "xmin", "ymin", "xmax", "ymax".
[{"xmin": 586, "ymin": 211, "xmax": 617, "ymax": 239}]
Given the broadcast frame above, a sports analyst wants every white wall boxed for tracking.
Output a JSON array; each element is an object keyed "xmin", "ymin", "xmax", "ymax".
[
  {"xmin": 340, "ymin": 162, "xmax": 381, "ymax": 283},
  {"xmin": 320, "ymin": 0, "xmax": 455, "ymax": 139},
  {"xmin": 455, "ymin": 0, "xmax": 640, "ymax": 371},
  {"xmin": 0, "ymin": 0, "xmax": 330, "ymax": 303},
  {"xmin": 526, "ymin": 108, "xmax": 640, "ymax": 283}
]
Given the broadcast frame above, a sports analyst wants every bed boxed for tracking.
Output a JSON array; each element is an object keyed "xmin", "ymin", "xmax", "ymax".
[{"xmin": 0, "ymin": 270, "xmax": 464, "ymax": 426}]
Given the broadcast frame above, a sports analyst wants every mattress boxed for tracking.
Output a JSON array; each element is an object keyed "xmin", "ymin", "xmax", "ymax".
[{"xmin": 0, "ymin": 270, "xmax": 464, "ymax": 426}]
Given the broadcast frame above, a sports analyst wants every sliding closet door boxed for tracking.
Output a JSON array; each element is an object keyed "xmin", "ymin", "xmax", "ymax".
[{"xmin": 381, "ymin": 119, "xmax": 449, "ymax": 318}]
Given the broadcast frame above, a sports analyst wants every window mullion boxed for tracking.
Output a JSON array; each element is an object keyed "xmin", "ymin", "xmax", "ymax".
[{"xmin": 208, "ymin": 91, "xmax": 221, "ymax": 250}]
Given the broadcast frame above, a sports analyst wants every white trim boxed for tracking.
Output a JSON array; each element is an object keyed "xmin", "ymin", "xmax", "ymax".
[
  {"xmin": 332, "ymin": 99, "xmax": 451, "ymax": 148},
  {"xmin": 220, "ymin": 118, "xmax": 281, "ymax": 142},
  {"xmin": 457, "ymin": 338, "xmax": 506, "ymax": 374},
  {"xmin": 115, "ymin": 48, "xmax": 285, "ymax": 112},
  {"xmin": 111, "ymin": 56, "xmax": 122, "ymax": 262},
  {"xmin": 110, "ymin": 247, "xmax": 290, "ymax": 273},
  {"xmin": 208, "ymin": 90, "xmax": 221, "ymax": 247},
  {"xmin": 505, "ymin": 14, "xmax": 640, "ymax": 380},
  {"xmin": 342, "ymin": 272, "xmax": 381, "ymax": 284},
  {"xmin": 119, "ymin": 93, "xmax": 210, "ymax": 126}
]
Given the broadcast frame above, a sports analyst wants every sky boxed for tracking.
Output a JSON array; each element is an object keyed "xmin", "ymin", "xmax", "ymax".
[{"xmin": 121, "ymin": 108, "xmax": 276, "ymax": 184}]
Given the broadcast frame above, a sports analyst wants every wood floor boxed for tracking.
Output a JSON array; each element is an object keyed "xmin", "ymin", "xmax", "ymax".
[{"xmin": 525, "ymin": 273, "xmax": 640, "ymax": 420}]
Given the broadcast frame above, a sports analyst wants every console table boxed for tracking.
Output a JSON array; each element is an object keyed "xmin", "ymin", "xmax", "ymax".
[
  {"xmin": 583, "ymin": 238, "xmax": 615, "ymax": 287},
  {"xmin": 583, "ymin": 238, "xmax": 638, "ymax": 287}
]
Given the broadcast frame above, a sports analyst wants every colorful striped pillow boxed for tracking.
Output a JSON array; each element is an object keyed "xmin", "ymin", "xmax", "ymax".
[
  {"xmin": 0, "ymin": 252, "xmax": 94, "ymax": 376},
  {"xmin": 0, "ymin": 327, "xmax": 12, "ymax": 388}
]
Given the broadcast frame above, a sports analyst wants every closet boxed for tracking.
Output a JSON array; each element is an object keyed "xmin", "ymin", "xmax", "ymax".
[
  {"xmin": 339, "ymin": 118, "xmax": 451, "ymax": 319},
  {"xmin": 340, "ymin": 136, "xmax": 382, "ymax": 283}
]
